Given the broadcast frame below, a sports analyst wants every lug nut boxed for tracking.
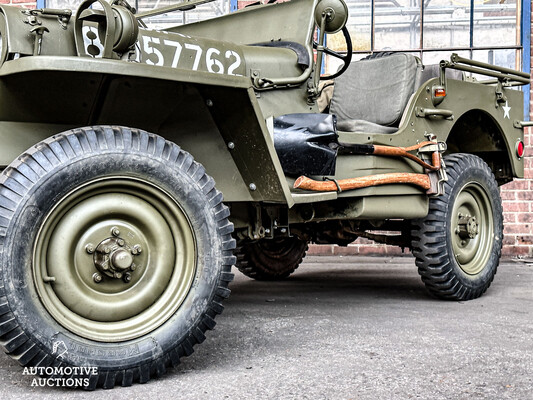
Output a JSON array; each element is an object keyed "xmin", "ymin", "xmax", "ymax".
[
  {"xmin": 92, "ymin": 273, "xmax": 102, "ymax": 283},
  {"xmin": 111, "ymin": 227, "xmax": 120, "ymax": 237},
  {"xmin": 85, "ymin": 244, "xmax": 94, "ymax": 254},
  {"xmin": 117, "ymin": 238, "xmax": 125, "ymax": 246},
  {"xmin": 104, "ymin": 247, "xmax": 111, "ymax": 254},
  {"xmin": 123, "ymin": 273, "xmax": 132, "ymax": 283},
  {"xmin": 131, "ymin": 263, "xmax": 137, "ymax": 271},
  {"xmin": 133, "ymin": 244, "xmax": 142, "ymax": 254}
]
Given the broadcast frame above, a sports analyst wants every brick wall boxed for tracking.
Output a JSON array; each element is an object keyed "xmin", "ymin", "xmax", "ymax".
[{"xmin": 0, "ymin": 0, "xmax": 35, "ymax": 8}]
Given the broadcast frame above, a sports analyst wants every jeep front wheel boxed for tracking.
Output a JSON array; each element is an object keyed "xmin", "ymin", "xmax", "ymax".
[
  {"xmin": 410, "ymin": 153, "xmax": 503, "ymax": 300},
  {"xmin": 0, "ymin": 126, "xmax": 235, "ymax": 389}
]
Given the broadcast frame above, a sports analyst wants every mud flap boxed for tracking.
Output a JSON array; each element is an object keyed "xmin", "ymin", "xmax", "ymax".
[{"xmin": 273, "ymin": 113, "xmax": 338, "ymax": 176}]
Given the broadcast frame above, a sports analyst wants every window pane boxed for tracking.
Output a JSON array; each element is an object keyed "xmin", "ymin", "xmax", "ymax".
[
  {"xmin": 375, "ymin": 0, "xmax": 421, "ymax": 51},
  {"xmin": 423, "ymin": 0, "xmax": 471, "ymax": 49},
  {"xmin": 46, "ymin": 0, "xmax": 80, "ymax": 11},
  {"xmin": 422, "ymin": 50, "xmax": 470, "ymax": 66},
  {"xmin": 473, "ymin": 49, "xmax": 517, "ymax": 70},
  {"xmin": 138, "ymin": 0, "xmax": 230, "ymax": 29},
  {"xmin": 473, "ymin": 0, "xmax": 517, "ymax": 47},
  {"xmin": 345, "ymin": 0, "xmax": 372, "ymax": 51}
]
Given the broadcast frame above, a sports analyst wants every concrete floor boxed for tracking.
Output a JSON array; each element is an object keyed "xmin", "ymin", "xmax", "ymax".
[{"xmin": 1, "ymin": 256, "xmax": 532, "ymax": 399}]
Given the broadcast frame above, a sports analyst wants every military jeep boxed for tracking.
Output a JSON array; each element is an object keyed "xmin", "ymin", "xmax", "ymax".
[{"xmin": 0, "ymin": 0, "xmax": 529, "ymax": 389}]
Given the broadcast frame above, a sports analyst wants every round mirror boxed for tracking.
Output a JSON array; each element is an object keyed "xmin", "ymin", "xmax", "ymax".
[{"xmin": 314, "ymin": 0, "xmax": 349, "ymax": 34}]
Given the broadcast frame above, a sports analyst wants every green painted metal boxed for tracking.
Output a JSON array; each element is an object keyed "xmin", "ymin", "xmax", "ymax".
[{"xmin": 0, "ymin": 0, "xmax": 527, "ymax": 221}]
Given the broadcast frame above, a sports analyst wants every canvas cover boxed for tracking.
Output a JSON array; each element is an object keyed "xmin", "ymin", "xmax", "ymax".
[{"xmin": 330, "ymin": 53, "xmax": 421, "ymax": 133}]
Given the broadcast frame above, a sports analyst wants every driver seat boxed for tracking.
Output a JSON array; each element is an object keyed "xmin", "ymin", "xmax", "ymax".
[{"xmin": 329, "ymin": 53, "xmax": 422, "ymax": 134}]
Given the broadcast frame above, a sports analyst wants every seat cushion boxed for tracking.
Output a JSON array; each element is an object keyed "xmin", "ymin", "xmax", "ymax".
[
  {"xmin": 336, "ymin": 119, "xmax": 398, "ymax": 134},
  {"xmin": 330, "ymin": 53, "xmax": 421, "ymax": 131}
]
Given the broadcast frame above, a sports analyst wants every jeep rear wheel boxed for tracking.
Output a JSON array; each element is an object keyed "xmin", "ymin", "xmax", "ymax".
[
  {"xmin": 410, "ymin": 153, "xmax": 503, "ymax": 300},
  {"xmin": 236, "ymin": 237, "xmax": 308, "ymax": 280},
  {"xmin": 0, "ymin": 126, "xmax": 235, "ymax": 389}
]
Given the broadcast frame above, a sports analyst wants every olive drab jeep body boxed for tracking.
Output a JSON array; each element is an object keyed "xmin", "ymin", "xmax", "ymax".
[{"xmin": 0, "ymin": 0, "xmax": 529, "ymax": 389}]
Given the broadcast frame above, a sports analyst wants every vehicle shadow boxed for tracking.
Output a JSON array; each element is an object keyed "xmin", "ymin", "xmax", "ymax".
[{"xmin": 159, "ymin": 260, "xmax": 435, "ymax": 378}]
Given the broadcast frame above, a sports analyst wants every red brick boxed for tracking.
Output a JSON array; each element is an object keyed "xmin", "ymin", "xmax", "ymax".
[
  {"xmin": 503, "ymin": 212, "xmax": 516, "ymax": 223},
  {"xmin": 517, "ymin": 235, "xmax": 533, "ymax": 245},
  {"xmin": 499, "ymin": 190, "xmax": 516, "ymax": 201},
  {"xmin": 332, "ymin": 245, "xmax": 360, "ymax": 256},
  {"xmin": 502, "ymin": 179, "xmax": 528, "ymax": 191},
  {"xmin": 502, "ymin": 201, "xmax": 529, "ymax": 212},
  {"xmin": 352, "ymin": 246, "xmax": 388, "ymax": 255},
  {"xmin": 517, "ymin": 213, "xmax": 533, "ymax": 224},
  {"xmin": 516, "ymin": 191, "xmax": 533, "ymax": 200},
  {"xmin": 502, "ymin": 235, "xmax": 516, "ymax": 246},
  {"xmin": 384, "ymin": 246, "xmax": 405, "ymax": 255},
  {"xmin": 237, "ymin": 1, "xmax": 257, "ymax": 9},
  {"xmin": 501, "ymin": 245, "xmax": 531, "ymax": 256},
  {"xmin": 0, "ymin": 0, "xmax": 10, "ymax": 4},
  {"xmin": 307, "ymin": 244, "xmax": 333, "ymax": 255},
  {"xmin": 504, "ymin": 224, "xmax": 530, "ymax": 234}
]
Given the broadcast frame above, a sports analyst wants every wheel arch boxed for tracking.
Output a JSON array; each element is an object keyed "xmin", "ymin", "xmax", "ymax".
[
  {"xmin": 446, "ymin": 109, "xmax": 514, "ymax": 184},
  {"xmin": 0, "ymin": 65, "xmax": 290, "ymax": 203}
]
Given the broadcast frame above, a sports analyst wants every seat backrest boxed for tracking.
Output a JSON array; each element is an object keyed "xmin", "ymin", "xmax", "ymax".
[
  {"xmin": 420, "ymin": 64, "xmax": 464, "ymax": 86},
  {"xmin": 329, "ymin": 53, "xmax": 422, "ymax": 127}
]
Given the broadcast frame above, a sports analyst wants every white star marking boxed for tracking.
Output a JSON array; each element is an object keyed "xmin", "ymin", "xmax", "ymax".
[{"xmin": 502, "ymin": 101, "xmax": 511, "ymax": 119}]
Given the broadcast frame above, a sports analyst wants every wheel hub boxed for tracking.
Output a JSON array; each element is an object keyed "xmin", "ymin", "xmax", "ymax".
[
  {"xmin": 456, "ymin": 213, "xmax": 479, "ymax": 240},
  {"xmin": 90, "ymin": 230, "xmax": 141, "ymax": 282}
]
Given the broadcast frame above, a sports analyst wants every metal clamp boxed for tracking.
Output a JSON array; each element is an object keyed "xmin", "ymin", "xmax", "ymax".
[
  {"xmin": 415, "ymin": 107, "xmax": 454, "ymax": 120},
  {"xmin": 513, "ymin": 120, "xmax": 533, "ymax": 129}
]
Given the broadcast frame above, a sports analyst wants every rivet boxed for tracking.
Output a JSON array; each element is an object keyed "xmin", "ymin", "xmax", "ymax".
[
  {"xmin": 249, "ymin": 183, "xmax": 257, "ymax": 191},
  {"xmin": 85, "ymin": 244, "xmax": 94, "ymax": 254},
  {"xmin": 104, "ymin": 247, "xmax": 111, "ymax": 254},
  {"xmin": 228, "ymin": 142, "xmax": 235, "ymax": 149},
  {"xmin": 280, "ymin": 228, "xmax": 287, "ymax": 233},
  {"xmin": 206, "ymin": 99, "xmax": 213, "ymax": 107}
]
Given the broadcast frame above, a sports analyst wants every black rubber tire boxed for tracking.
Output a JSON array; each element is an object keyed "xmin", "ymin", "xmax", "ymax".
[
  {"xmin": 0, "ymin": 126, "xmax": 235, "ymax": 389},
  {"xmin": 410, "ymin": 153, "xmax": 503, "ymax": 300},
  {"xmin": 236, "ymin": 237, "xmax": 308, "ymax": 280}
]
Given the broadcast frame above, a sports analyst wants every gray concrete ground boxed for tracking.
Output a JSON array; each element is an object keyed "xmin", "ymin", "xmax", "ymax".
[{"xmin": 0, "ymin": 255, "xmax": 532, "ymax": 400}]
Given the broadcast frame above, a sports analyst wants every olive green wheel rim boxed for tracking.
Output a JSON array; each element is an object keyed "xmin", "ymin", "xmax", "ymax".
[
  {"xmin": 451, "ymin": 181, "xmax": 494, "ymax": 275},
  {"xmin": 33, "ymin": 177, "xmax": 196, "ymax": 342}
]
